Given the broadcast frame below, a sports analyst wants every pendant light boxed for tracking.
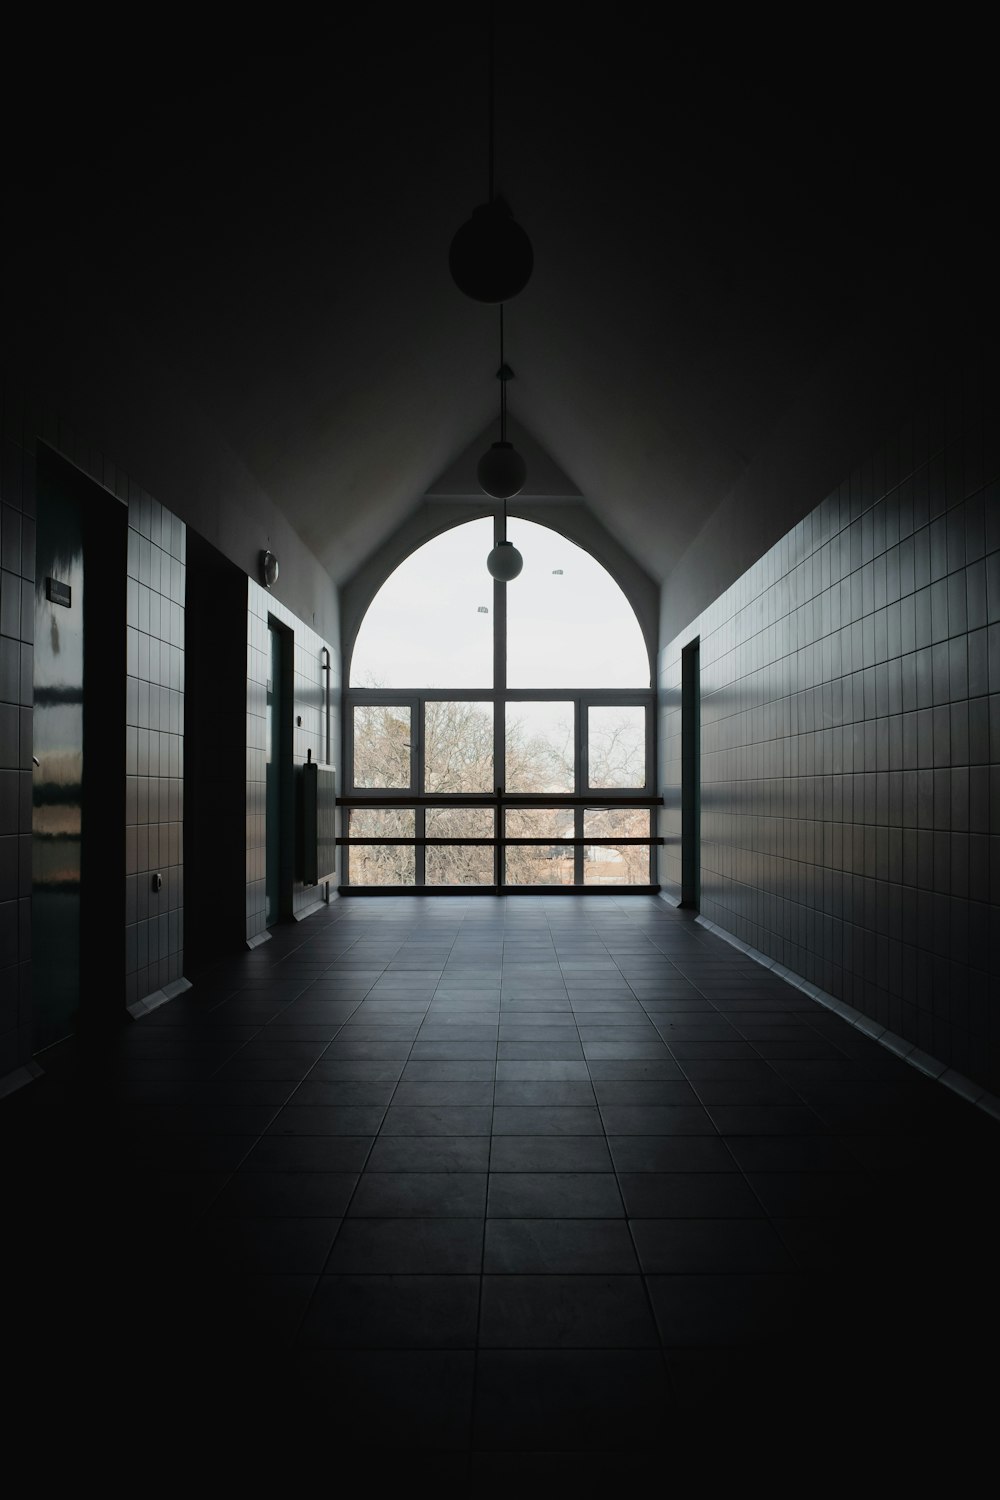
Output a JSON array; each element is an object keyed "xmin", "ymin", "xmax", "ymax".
[
  {"xmin": 484, "ymin": 307, "xmax": 524, "ymax": 581},
  {"xmin": 449, "ymin": 10, "xmax": 533, "ymax": 304},
  {"xmin": 479, "ymin": 305, "xmax": 527, "ymax": 501},
  {"xmin": 486, "ymin": 524, "xmax": 523, "ymax": 581}
]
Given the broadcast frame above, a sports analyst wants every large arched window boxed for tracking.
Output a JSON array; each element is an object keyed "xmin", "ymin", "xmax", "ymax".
[{"xmin": 344, "ymin": 518, "xmax": 658, "ymax": 889}]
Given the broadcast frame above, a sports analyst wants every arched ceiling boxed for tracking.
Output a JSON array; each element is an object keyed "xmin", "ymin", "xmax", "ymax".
[{"xmin": 3, "ymin": 17, "xmax": 994, "ymax": 590}]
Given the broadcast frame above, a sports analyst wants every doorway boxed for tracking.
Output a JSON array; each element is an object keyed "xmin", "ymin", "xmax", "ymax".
[
  {"xmin": 32, "ymin": 448, "xmax": 126, "ymax": 1051},
  {"xmin": 680, "ymin": 637, "xmax": 700, "ymax": 909},
  {"xmin": 265, "ymin": 619, "xmax": 293, "ymax": 926}
]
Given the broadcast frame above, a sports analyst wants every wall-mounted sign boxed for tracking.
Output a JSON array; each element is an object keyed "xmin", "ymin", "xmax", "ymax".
[{"xmin": 46, "ymin": 578, "xmax": 72, "ymax": 607}]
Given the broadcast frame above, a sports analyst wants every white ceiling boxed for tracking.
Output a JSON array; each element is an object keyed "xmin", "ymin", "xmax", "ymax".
[{"xmin": 3, "ymin": 20, "xmax": 994, "ymax": 592}]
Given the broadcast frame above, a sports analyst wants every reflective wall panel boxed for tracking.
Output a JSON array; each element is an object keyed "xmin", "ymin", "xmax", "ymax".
[{"xmin": 661, "ymin": 354, "xmax": 1000, "ymax": 1092}]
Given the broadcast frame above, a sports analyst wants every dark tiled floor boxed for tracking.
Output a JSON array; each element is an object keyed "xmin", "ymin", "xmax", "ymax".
[{"xmin": 5, "ymin": 896, "xmax": 999, "ymax": 1478}]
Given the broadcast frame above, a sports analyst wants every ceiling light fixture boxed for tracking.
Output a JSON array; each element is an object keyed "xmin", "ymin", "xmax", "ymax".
[
  {"xmin": 478, "ymin": 306, "xmax": 527, "ymax": 502},
  {"xmin": 449, "ymin": 11, "xmax": 533, "ymax": 303},
  {"xmin": 484, "ymin": 308, "xmax": 525, "ymax": 581},
  {"xmin": 486, "ymin": 530, "xmax": 523, "ymax": 582}
]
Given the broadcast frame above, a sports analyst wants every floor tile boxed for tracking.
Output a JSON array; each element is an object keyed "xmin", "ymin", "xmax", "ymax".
[
  {"xmin": 617, "ymin": 1172, "xmax": 764, "ymax": 1217},
  {"xmin": 487, "ymin": 1172, "xmax": 623, "ymax": 1217},
  {"xmin": 326, "ymin": 1217, "xmax": 485, "ymax": 1273},
  {"xmin": 301, "ymin": 1275, "xmax": 480, "ymax": 1348},
  {"xmin": 483, "ymin": 1219, "xmax": 639, "ymax": 1273},
  {"xmin": 474, "ymin": 1351, "xmax": 671, "ymax": 1449},
  {"xmin": 492, "ymin": 1081, "xmax": 595, "ymax": 1106},
  {"xmin": 202, "ymin": 1216, "xmax": 341, "ymax": 1273},
  {"xmin": 630, "ymin": 1218, "xmax": 794, "ymax": 1273},
  {"xmin": 381, "ymin": 1105, "xmax": 494, "ymax": 1135},
  {"xmin": 489, "ymin": 1136, "xmax": 614, "ymax": 1172},
  {"xmin": 242, "ymin": 1135, "xmax": 373, "ymax": 1172},
  {"xmin": 599, "ymin": 1105, "xmax": 716, "ymax": 1135},
  {"xmin": 491, "ymin": 1106, "xmax": 603, "ymax": 1135},
  {"xmin": 349, "ymin": 1172, "xmax": 488, "ymax": 1217},
  {"xmin": 479, "ymin": 1275, "xmax": 658, "ymax": 1347},
  {"xmin": 365, "ymin": 1136, "xmax": 492, "ymax": 1172},
  {"xmin": 210, "ymin": 1172, "xmax": 359, "ymax": 1218},
  {"xmin": 267, "ymin": 1105, "xmax": 388, "ymax": 1136},
  {"xmin": 293, "ymin": 1350, "xmax": 475, "ymax": 1447}
]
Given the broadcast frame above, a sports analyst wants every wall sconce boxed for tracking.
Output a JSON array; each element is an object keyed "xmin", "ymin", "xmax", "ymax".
[{"xmin": 260, "ymin": 550, "xmax": 279, "ymax": 589}]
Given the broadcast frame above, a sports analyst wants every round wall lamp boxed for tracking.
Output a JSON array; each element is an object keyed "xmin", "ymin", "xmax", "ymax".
[{"xmin": 260, "ymin": 549, "xmax": 279, "ymax": 589}]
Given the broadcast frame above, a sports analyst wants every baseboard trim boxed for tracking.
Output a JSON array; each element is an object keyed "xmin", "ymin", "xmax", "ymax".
[
  {"xmin": 293, "ymin": 896, "xmax": 330, "ymax": 922},
  {"xmin": 126, "ymin": 976, "xmax": 193, "ymax": 1020},
  {"xmin": 0, "ymin": 1061, "xmax": 44, "ymax": 1100}
]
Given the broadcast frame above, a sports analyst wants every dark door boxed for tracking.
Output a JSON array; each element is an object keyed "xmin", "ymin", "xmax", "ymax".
[
  {"xmin": 681, "ymin": 637, "xmax": 700, "ymax": 909},
  {"xmin": 32, "ymin": 448, "xmax": 125, "ymax": 1051},
  {"xmin": 265, "ymin": 622, "xmax": 284, "ymax": 926}
]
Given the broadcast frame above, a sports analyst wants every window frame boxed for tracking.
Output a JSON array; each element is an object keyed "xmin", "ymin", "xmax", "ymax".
[{"xmin": 343, "ymin": 517, "xmax": 659, "ymax": 890}]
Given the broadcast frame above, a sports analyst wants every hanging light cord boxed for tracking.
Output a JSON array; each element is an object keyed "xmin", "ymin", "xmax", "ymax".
[
  {"xmin": 500, "ymin": 302, "xmax": 507, "ymax": 538},
  {"xmin": 487, "ymin": 4, "xmax": 495, "ymax": 203},
  {"xmin": 499, "ymin": 303, "xmax": 506, "ymax": 443}
]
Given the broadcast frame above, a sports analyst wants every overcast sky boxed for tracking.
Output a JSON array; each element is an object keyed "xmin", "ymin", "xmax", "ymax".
[{"xmin": 351, "ymin": 518, "xmax": 649, "ymax": 690}]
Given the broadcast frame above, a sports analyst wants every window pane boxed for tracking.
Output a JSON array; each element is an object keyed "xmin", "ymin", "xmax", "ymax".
[
  {"xmin": 506, "ymin": 519, "xmax": 649, "ymax": 688},
  {"xmin": 505, "ymin": 703, "xmax": 574, "ymax": 793},
  {"xmin": 504, "ymin": 808, "xmax": 575, "ymax": 885},
  {"xmin": 583, "ymin": 808, "xmax": 651, "ymax": 839},
  {"xmin": 353, "ymin": 705, "xmax": 411, "ymax": 788},
  {"xmin": 583, "ymin": 807, "xmax": 651, "ymax": 885},
  {"xmin": 425, "ymin": 846, "xmax": 494, "ymax": 885},
  {"xmin": 424, "ymin": 701, "xmax": 494, "ymax": 793},
  {"xmin": 350, "ymin": 519, "xmax": 494, "ymax": 688},
  {"xmin": 347, "ymin": 809, "xmax": 415, "ymax": 885},
  {"xmin": 426, "ymin": 808, "xmax": 495, "ymax": 838},
  {"xmin": 588, "ymin": 706, "xmax": 646, "ymax": 789}
]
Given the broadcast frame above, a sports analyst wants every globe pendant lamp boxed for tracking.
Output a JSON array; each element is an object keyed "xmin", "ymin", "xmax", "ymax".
[
  {"xmin": 487, "ymin": 533, "xmax": 523, "ymax": 581},
  {"xmin": 449, "ymin": 14, "xmax": 533, "ymax": 303},
  {"xmin": 478, "ymin": 435, "xmax": 526, "ymax": 501},
  {"xmin": 450, "ymin": 198, "xmax": 533, "ymax": 305}
]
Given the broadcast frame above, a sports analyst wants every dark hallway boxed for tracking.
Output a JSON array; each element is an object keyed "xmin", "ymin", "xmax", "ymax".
[
  {"xmin": 1, "ymin": 23, "xmax": 998, "ymax": 1485},
  {"xmin": 5, "ymin": 895, "xmax": 997, "ymax": 1476}
]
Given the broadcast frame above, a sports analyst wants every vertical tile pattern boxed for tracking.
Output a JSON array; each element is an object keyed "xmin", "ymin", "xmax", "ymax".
[
  {"xmin": 661, "ymin": 356, "xmax": 1000, "ymax": 1091},
  {"xmin": 0, "ymin": 378, "xmax": 341, "ymax": 1069},
  {"xmin": 0, "ymin": 386, "xmax": 35, "ymax": 1073},
  {"xmin": 125, "ymin": 486, "xmax": 186, "ymax": 1007},
  {"xmin": 246, "ymin": 579, "xmax": 340, "ymax": 944}
]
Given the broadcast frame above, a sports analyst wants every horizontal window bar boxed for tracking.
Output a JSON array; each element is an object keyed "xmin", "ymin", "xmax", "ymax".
[
  {"xmin": 342, "ymin": 885, "xmax": 662, "ymax": 896},
  {"xmin": 340, "ymin": 837, "xmax": 662, "ymax": 846},
  {"xmin": 341, "ymin": 794, "xmax": 662, "ymax": 807},
  {"xmin": 348, "ymin": 689, "xmax": 654, "ymax": 703}
]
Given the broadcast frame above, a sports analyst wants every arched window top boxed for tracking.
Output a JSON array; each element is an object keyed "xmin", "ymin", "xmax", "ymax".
[
  {"xmin": 350, "ymin": 518, "xmax": 650, "ymax": 689},
  {"xmin": 505, "ymin": 519, "xmax": 649, "ymax": 688},
  {"xmin": 351, "ymin": 519, "xmax": 495, "ymax": 688}
]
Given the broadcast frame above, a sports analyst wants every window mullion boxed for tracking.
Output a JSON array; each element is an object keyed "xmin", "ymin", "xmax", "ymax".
[
  {"xmin": 574, "ymin": 699, "xmax": 584, "ymax": 883},
  {"xmin": 415, "ymin": 806, "xmax": 426, "ymax": 886},
  {"xmin": 495, "ymin": 507, "xmax": 506, "ymax": 886},
  {"xmin": 415, "ymin": 697, "xmax": 425, "ymax": 884}
]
